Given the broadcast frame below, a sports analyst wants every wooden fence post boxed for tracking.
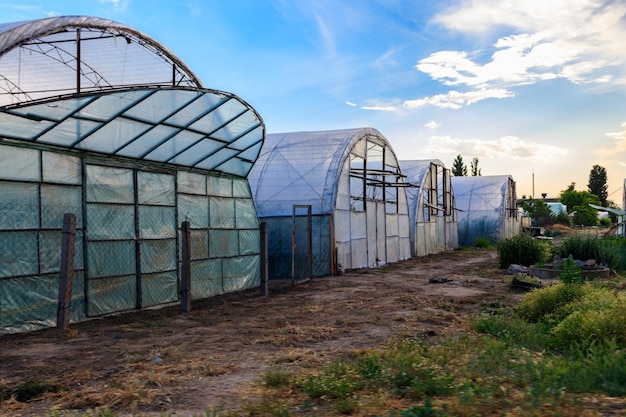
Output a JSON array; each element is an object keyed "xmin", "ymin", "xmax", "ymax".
[
  {"xmin": 57, "ymin": 213, "xmax": 76, "ymax": 331},
  {"xmin": 180, "ymin": 221, "xmax": 191, "ymax": 312}
]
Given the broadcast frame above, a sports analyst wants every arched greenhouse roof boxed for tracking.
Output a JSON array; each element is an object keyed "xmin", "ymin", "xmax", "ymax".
[
  {"xmin": 249, "ymin": 127, "xmax": 398, "ymax": 217},
  {"xmin": 0, "ymin": 16, "xmax": 264, "ymax": 178},
  {"xmin": 0, "ymin": 15, "xmax": 202, "ymax": 103},
  {"xmin": 452, "ymin": 175, "xmax": 514, "ymax": 214},
  {"xmin": 401, "ymin": 159, "xmax": 446, "ymax": 212}
]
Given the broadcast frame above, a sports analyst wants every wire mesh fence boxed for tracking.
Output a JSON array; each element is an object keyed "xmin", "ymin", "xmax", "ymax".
[{"xmin": 0, "ymin": 202, "xmax": 262, "ymax": 335}]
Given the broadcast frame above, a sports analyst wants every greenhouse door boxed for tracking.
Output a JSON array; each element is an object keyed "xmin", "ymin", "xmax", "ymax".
[
  {"xmin": 366, "ymin": 201, "xmax": 386, "ymax": 266},
  {"xmin": 292, "ymin": 205, "xmax": 312, "ymax": 283}
]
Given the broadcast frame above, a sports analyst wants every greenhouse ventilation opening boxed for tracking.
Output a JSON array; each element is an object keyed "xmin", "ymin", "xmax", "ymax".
[
  {"xmin": 248, "ymin": 128, "xmax": 411, "ymax": 280},
  {"xmin": 0, "ymin": 16, "xmax": 265, "ymax": 334},
  {"xmin": 451, "ymin": 175, "xmax": 520, "ymax": 247},
  {"xmin": 400, "ymin": 160, "xmax": 459, "ymax": 257}
]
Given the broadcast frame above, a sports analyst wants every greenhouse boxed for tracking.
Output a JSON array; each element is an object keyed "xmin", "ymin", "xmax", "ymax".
[
  {"xmin": 400, "ymin": 160, "xmax": 458, "ymax": 257},
  {"xmin": 0, "ymin": 16, "xmax": 264, "ymax": 334},
  {"xmin": 248, "ymin": 128, "xmax": 411, "ymax": 280},
  {"xmin": 451, "ymin": 175, "xmax": 520, "ymax": 247}
]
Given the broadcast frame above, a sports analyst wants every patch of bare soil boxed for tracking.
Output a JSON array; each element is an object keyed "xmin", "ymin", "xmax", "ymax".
[{"xmin": 1, "ymin": 249, "xmax": 517, "ymax": 416}]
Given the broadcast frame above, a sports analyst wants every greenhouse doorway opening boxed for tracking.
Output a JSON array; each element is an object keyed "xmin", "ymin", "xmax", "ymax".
[{"xmin": 292, "ymin": 205, "xmax": 312, "ymax": 284}]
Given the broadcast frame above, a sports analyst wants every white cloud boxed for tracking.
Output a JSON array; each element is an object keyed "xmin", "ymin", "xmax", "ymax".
[
  {"xmin": 423, "ymin": 135, "xmax": 567, "ymax": 161},
  {"xmin": 606, "ymin": 122, "xmax": 626, "ymax": 141},
  {"xmin": 361, "ymin": 105, "xmax": 396, "ymax": 112},
  {"xmin": 418, "ymin": 0, "xmax": 626, "ymax": 89},
  {"xmin": 404, "ymin": 88, "xmax": 514, "ymax": 109},
  {"xmin": 345, "ymin": 101, "xmax": 357, "ymax": 107},
  {"xmin": 424, "ymin": 121, "xmax": 440, "ymax": 129}
]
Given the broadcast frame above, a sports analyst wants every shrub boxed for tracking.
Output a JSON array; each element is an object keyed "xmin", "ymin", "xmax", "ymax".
[
  {"xmin": 516, "ymin": 282, "xmax": 588, "ymax": 322},
  {"xmin": 558, "ymin": 235, "xmax": 626, "ymax": 272},
  {"xmin": 496, "ymin": 233, "xmax": 552, "ymax": 268},
  {"xmin": 473, "ymin": 236, "xmax": 491, "ymax": 249}
]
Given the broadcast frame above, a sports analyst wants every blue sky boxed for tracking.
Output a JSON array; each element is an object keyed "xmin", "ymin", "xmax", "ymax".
[{"xmin": 2, "ymin": 0, "xmax": 626, "ymax": 200}]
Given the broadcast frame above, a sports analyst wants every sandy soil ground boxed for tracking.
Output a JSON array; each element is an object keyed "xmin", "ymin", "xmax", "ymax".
[{"xmin": 0, "ymin": 249, "xmax": 519, "ymax": 416}]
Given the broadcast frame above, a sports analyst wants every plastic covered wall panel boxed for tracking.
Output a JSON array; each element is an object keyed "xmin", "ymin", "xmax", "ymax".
[
  {"xmin": 350, "ymin": 210, "xmax": 368, "ymax": 269},
  {"xmin": 0, "ymin": 141, "xmax": 262, "ymax": 334}
]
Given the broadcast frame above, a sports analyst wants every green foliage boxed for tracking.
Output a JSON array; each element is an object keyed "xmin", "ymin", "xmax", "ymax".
[
  {"xmin": 550, "ymin": 288, "xmax": 626, "ymax": 350},
  {"xmin": 517, "ymin": 282, "xmax": 588, "ymax": 322},
  {"xmin": 558, "ymin": 234, "xmax": 626, "ymax": 272},
  {"xmin": 559, "ymin": 183, "xmax": 601, "ymax": 226},
  {"xmin": 473, "ymin": 236, "xmax": 491, "ymax": 249},
  {"xmin": 264, "ymin": 366, "xmax": 291, "ymax": 387},
  {"xmin": 599, "ymin": 217, "xmax": 611, "ymax": 227},
  {"xmin": 553, "ymin": 211, "xmax": 571, "ymax": 226},
  {"xmin": 587, "ymin": 165, "xmax": 608, "ymax": 206},
  {"xmin": 387, "ymin": 399, "xmax": 447, "ymax": 417},
  {"xmin": 558, "ymin": 257, "xmax": 583, "ymax": 284},
  {"xmin": 518, "ymin": 198, "xmax": 555, "ymax": 227},
  {"xmin": 451, "ymin": 154, "xmax": 467, "ymax": 176},
  {"xmin": 470, "ymin": 157, "xmax": 481, "ymax": 176},
  {"xmin": 496, "ymin": 233, "xmax": 553, "ymax": 268}
]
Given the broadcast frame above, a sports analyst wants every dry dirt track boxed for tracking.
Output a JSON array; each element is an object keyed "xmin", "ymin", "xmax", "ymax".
[{"xmin": 1, "ymin": 249, "xmax": 516, "ymax": 416}]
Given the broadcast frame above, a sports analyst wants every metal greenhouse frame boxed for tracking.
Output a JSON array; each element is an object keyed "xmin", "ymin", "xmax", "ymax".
[
  {"xmin": 0, "ymin": 16, "xmax": 265, "ymax": 334},
  {"xmin": 451, "ymin": 175, "xmax": 520, "ymax": 247},
  {"xmin": 401, "ymin": 160, "xmax": 458, "ymax": 257},
  {"xmin": 248, "ymin": 128, "xmax": 411, "ymax": 279}
]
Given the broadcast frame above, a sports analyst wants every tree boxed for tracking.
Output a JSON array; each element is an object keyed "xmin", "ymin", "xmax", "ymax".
[
  {"xmin": 470, "ymin": 157, "xmax": 481, "ymax": 176},
  {"xmin": 587, "ymin": 165, "xmax": 608, "ymax": 206},
  {"xmin": 451, "ymin": 154, "xmax": 467, "ymax": 176},
  {"xmin": 559, "ymin": 182, "xmax": 601, "ymax": 227},
  {"xmin": 518, "ymin": 198, "xmax": 555, "ymax": 227}
]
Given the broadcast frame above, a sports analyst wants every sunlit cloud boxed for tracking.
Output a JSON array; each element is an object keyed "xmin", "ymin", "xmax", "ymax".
[
  {"xmin": 424, "ymin": 121, "xmax": 440, "ymax": 129},
  {"xmin": 420, "ymin": 0, "xmax": 626, "ymax": 89},
  {"xmin": 404, "ymin": 88, "xmax": 514, "ymax": 109},
  {"xmin": 423, "ymin": 135, "xmax": 567, "ymax": 161},
  {"xmin": 606, "ymin": 122, "xmax": 626, "ymax": 141}
]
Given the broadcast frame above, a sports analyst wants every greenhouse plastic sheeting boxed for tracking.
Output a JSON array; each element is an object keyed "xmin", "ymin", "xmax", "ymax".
[
  {"xmin": 0, "ymin": 143, "xmax": 261, "ymax": 334},
  {"xmin": 401, "ymin": 160, "xmax": 458, "ymax": 257},
  {"xmin": 249, "ymin": 128, "xmax": 411, "ymax": 273},
  {"xmin": 452, "ymin": 175, "xmax": 519, "ymax": 247}
]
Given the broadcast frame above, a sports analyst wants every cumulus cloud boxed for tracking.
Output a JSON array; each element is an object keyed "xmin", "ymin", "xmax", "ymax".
[
  {"xmin": 424, "ymin": 121, "xmax": 440, "ymax": 129},
  {"xmin": 420, "ymin": 0, "xmax": 626, "ymax": 88},
  {"xmin": 404, "ymin": 88, "xmax": 515, "ymax": 109},
  {"xmin": 423, "ymin": 135, "xmax": 567, "ymax": 161}
]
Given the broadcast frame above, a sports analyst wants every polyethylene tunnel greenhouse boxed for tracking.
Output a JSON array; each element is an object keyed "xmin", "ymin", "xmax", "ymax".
[
  {"xmin": 0, "ymin": 16, "xmax": 264, "ymax": 334},
  {"xmin": 451, "ymin": 175, "xmax": 520, "ymax": 247},
  {"xmin": 248, "ymin": 128, "xmax": 411, "ymax": 280},
  {"xmin": 400, "ymin": 160, "xmax": 458, "ymax": 257}
]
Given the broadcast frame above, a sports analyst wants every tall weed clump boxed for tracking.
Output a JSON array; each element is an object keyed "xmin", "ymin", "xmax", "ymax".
[
  {"xmin": 496, "ymin": 233, "xmax": 553, "ymax": 268},
  {"xmin": 515, "ymin": 255, "xmax": 626, "ymax": 353},
  {"xmin": 558, "ymin": 234, "xmax": 626, "ymax": 272}
]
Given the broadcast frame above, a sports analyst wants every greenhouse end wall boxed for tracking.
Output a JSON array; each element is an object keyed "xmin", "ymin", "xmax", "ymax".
[{"xmin": 0, "ymin": 143, "xmax": 260, "ymax": 335}]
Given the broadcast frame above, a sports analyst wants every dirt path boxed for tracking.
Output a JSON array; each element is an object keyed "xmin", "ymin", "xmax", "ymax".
[{"xmin": 1, "ymin": 249, "xmax": 514, "ymax": 416}]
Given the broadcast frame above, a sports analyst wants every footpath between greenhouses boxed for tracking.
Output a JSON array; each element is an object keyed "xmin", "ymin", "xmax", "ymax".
[{"xmin": 1, "ymin": 248, "xmax": 620, "ymax": 416}]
